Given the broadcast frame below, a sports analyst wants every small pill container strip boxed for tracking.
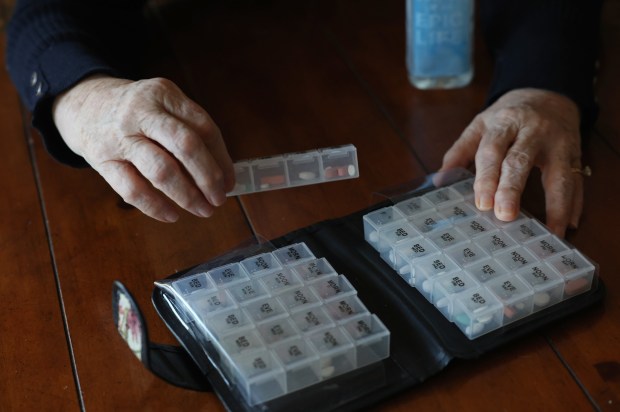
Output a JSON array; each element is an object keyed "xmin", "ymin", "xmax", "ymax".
[
  {"xmin": 158, "ymin": 242, "xmax": 390, "ymax": 406},
  {"xmin": 363, "ymin": 177, "xmax": 598, "ymax": 340},
  {"xmin": 227, "ymin": 144, "xmax": 359, "ymax": 196}
]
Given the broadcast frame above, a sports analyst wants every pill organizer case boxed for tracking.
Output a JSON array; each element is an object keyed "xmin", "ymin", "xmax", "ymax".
[
  {"xmin": 227, "ymin": 144, "xmax": 359, "ymax": 196},
  {"xmin": 154, "ymin": 243, "xmax": 390, "ymax": 406},
  {"xmin": 150, "ymin": 169, "xmax": 605, "ymax": 412},
  {"xmin": 362, "ymin": 177, "xmax": 598, "ymax": 339}
]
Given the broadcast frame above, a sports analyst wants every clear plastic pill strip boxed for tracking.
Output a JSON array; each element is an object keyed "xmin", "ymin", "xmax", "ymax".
[
  {"xmin": 160, "ymin": 242, "xmax": 390, "ymax": 406},
  {"xmin": 363, "ymin": 177, "xmax": 598, "ymax": 340},
  {"xmin": 227, "ymin": 144, "xmax": 359, "ymax": 196}
]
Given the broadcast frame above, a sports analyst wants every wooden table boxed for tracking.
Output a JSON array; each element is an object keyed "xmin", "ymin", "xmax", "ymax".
[{"xmin": 1, "ymin": 0, "xmax": 619, "ymax": 410}]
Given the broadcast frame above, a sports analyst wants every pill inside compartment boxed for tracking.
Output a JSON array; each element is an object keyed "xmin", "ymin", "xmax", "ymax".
[
  {"xmin": 251, "ymin": 156, "xmax": 288, "ymax": 191},
  {"xmin": 363, "ymin": 206, "xmax": 406, "ymax": 246},
  {"xmin": 485, "ymin": 274, "xmax": 535, "ymax": 324},
  {"xmin": 547, "ymin": 250, "xmax": 596, "ymax": 298},
  {"xmin": 320, "ymin": 144, "xmax": 359, "ymax": 180},
  {"xmin": 452, "ymin": 287, "xmax": 504, "ymax": 339},
  {"xmin": 514, "ymin": 263, "xmax": 565, "ymax": 312},
  {"xmin": 413, "ymin": 253, "xmax": 461, "ymax": 297},
  {"xmin": 286, "ymin": 150, "xmax": 321, "ymax": 186},
  {"xmin": 431, "ymin": 271, "xmax": 480, "ymax": 321},
  {"xmin": 228, "ymin": 161, "xmax": 254, "ymax": 196}
]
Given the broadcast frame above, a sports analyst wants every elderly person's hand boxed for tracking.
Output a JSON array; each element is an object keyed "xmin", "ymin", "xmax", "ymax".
[
  {"xmin": 439, "ymin": 88, "xmax": 585, "ymax": 237},
  {"xmin": 53, "ymin": 75, "xmax": 235, "ymax": 222}
]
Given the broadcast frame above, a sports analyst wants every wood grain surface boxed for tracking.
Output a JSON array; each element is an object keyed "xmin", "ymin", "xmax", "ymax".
[{"xmin": 1, "ymin": 1, "xmax": 618, "ymax": 411}]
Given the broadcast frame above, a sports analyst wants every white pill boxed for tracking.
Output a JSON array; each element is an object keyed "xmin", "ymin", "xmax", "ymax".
[
  {"xmin": 321, "ymin": 365, "xmax": 336, "ymax": 378},
  {"xmin": 436, "ymin": 297, "xmax": 449, "ymax": 308},
  {"xmin": 466, "ymin": 322, "xmax": 484, "ymax": 336},
  {"xmin": 533, "ymin": 292, "xmax": 550, "ymax": 307},
  {"xmin": 398, "ymin": 265, "xmax": 411, "ymax": 275},
  {"xmin": 476, "ymin": 313, "xmax": 494, "ymax": 324},
  {"xmin": 299, "ymin": 171, "xmax": 317, "ymax": 180},
  {"xmin": 388, "ymin": 250, "xmax": 396, "ymax": 263},
  {"xmin": 422, "ymin": 280, "xmax": 432, "ymax": 293},
  {"xmin": 347, "ymin": 164, "xmax": 356, "ymax": 176},
  {"xmin": 368, "ymin": 231, "xmax": 379, "ymax": 243}
]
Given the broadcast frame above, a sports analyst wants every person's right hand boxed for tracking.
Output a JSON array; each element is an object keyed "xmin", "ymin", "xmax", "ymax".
[{"xmin": 53, "ymin": 75, "xmax": 235, "ymax": 222}]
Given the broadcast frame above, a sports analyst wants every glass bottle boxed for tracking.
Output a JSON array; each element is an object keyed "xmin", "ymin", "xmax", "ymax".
[{"xmin": 406, "ymin": 0, "xmax": 474, "ymax": 89}]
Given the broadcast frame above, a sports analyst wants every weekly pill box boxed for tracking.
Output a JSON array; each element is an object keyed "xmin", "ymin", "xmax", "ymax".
[
  {"xmin": 363, "ymin": 177, "xmax": 598, "ymax": 340},
  {"xmin": 157, "ymin": 242, "xmax": 390, "ymax": 406},
  {"xmin": 227, "ymin": 144, "xmax": 359, "ymax": 196}
]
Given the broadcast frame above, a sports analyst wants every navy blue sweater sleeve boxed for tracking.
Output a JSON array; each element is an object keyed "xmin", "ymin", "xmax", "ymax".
[
  {"xmin": 6, "ymin": 0, "xmax": 148, "ymax": 166},
  {"xmin": 480, "ymin": 0, "xmax": 603, "ymax": 135}
]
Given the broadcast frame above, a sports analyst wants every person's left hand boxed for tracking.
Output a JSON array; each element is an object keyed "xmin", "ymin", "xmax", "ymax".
[{"xmin": 439, "ymin": 88, "xmax": 585, "ymax": 237}]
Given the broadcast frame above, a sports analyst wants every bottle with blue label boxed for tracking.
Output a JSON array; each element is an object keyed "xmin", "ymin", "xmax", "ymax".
[{"xmin": 406, "ymin": 0, "xmax": 474, "ymax": 89}]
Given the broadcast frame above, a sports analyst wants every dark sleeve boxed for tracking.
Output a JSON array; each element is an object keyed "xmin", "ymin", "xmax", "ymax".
[
  {"xmin": 480, "ymin": 0, "xmax": 603, "ymax": 136},
  {"xmin": 6, "ymin": 0, "xmax": 149, "ymax": 167}
]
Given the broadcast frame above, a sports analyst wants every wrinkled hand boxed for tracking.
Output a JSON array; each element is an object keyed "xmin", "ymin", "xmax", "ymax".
[
  {"xmin": 440, "ymin": 88, "xmax": 584, "ymax": 237},
  {"xmin": 53, "ymin": 76, "xmax": 235, "ymax": 222}
]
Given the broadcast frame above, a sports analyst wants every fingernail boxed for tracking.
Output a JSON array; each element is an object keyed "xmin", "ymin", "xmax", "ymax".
[
  {"xmin": 197, "ymin": 205, "xmax": 214, "ymax": 218},
  {"xmin": 495, "ymin": 201, "xmax": 516, "ymax": 221},
  {"xmin": 477, "ymin": 193, "xmax": 493, "ymax": 211},
  {"xmin": 209, "ymin": 191, "xmax": 226, "ymax": 207},
  {"xmin": 163, "ymin": 211, "xmax": 179, "ymax": 223}
]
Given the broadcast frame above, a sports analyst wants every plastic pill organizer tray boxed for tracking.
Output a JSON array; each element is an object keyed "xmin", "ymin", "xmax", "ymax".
[
  {"xmin": 155, "ymin": 243, "xmax": 390, "ymax": 406},
  {"xmin": 363, "ymin": 176, "xmax": 598, "ymax": 340},
  {"xmin": 228, "ymin": 144, "xmax": 358, "ymax": 196}
]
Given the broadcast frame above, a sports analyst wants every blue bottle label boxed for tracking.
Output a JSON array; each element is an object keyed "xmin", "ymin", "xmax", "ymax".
[{"xmin": 408, "ymin": 0, "xmax": 473, "ymax": 78}]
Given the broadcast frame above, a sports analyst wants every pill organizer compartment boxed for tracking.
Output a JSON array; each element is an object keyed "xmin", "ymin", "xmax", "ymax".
[
  {"xmin": 525, "ymin": 234, "xmax": 570, "ymax": 260},
  {"xmin": 427, "ymin": 226, "xmax": 469, "ymax": 250},
  {"xmin": 452, "ymin": 288, "xmax": 504, "ymax": 339},
  {"xmin": 241, "ymin": 253, "xmax": 282, "ymax": 276},
  {"xmin": 547, "ymin": 251, "xmax": 596, "ymax": 298},
  {"xmin": 515, "ymin": 263, "xmax": 565, "ymax": 312},
  {"xmin": 394, "ymin": 196, "xmax": 434, "ymax": 217},
  {"xmin": 310, "ymin": 274, "xmax": 356, "ymax": 300},
  {"xmin": 273, "ymin": 243, "xmax": 315, "ymax": 266},
  {"xmin": 158, "ymin": 242, "xmax": 391, "ymax": 406},
  {"xmin": 431, "ymin": 271, "xmax": 479, "ymax": 320},
  {"xmin": 286, "ymin": 151, "xmax": 321, "ymax": 186},
  {"xmin": 485, "ymin": 275, "xmax": 534, "ymax": 324},
  {"xmin": 231, "ymin": 161, "xmax": 254, "ymax": 195},
  {"xmin": 290, "ymin": 258, "xmax": 338, "ymax": 283},
  {"xmin": 437, "ymin": 202, "xmax": 479, "ymax": 223},
  {"xmin": 259, "ymin": 268, "xmax": 303, "ymax": 294},
  {"xmin": 504, "ymin": 219, "xmax": 548, "ymax": 243},
  {"xmin": 422, "ymin": 186, "xmax": 463, "ymax": 208},
  {"xmin": 450, "ymin": 177, "xmax": 475, "ymax": 199},
  {"xmin": 341, "ymin": 314, "xmax": 391, "ymax": 368},
  {"xmin": 362, "ymin": 175, "xmax": 599, "ymax": 340},
  {"xmin": 227, "ymin": 144, "xmax": 359, "ymax": 196},
  {"xmin": 474, "ymin": 230, "xmax": 518, "ymax": 255},
  {"xmin": 363, "ymin": 206, "xmax": 406, "ymax": 245},
  {"xmin": 409, "ymin": 210, "xmax": 451, "ymax": 234},
  {"xmin": 376, "ymin": 221, "xmax": 420, "ymax": 257},
  {"xmin": 392, "ymin": 238, "xmax": 440, "ymax": 275},
  {"xmin": 464, "ymin": 258, "xmax": 509, "ymax": 284},
  {"xmin": 413, "ymin": 254, "xmax": 460, "ymax": 299},
  {"xmin": 320, "ymin": 145, "xmax": 359, "ymax": 181},
  {"xmin": 251, "ymin": 156, "xmax": 288, "ymax": 191}
]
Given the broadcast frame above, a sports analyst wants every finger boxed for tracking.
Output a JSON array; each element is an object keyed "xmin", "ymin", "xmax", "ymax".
[
  {"xmin": 540, "ymin": 162, "xmax": 575, "ymax": 237},
  {"xmin": 439, "ymin": 119, "xmax": 484, "ymax": 172},
  {"xmin": 166, "ymin": 98, "xmax": 236, "ymax": 193},
  {"xmin": 97, "ymin": 161, "xmax": 180, "ymax": 223},
  {"xmin": 569, "ymin": 172, "xmax": 584, "ymax": 229},
  {"xmin": 473, "ymin": 122, "xmax": 520, "ymax": 212},
  {"xmin": 124, "ymin": 138, "xmax": 216, "ymax": 218},
  {"xmin": 139, "ymin": 111, "xmax": 228, "ymax": 207}
]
